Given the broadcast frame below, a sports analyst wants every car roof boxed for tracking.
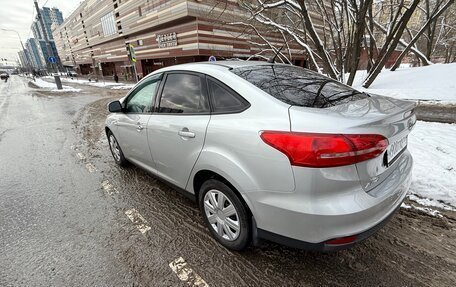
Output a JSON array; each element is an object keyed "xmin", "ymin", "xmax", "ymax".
[
  {"xmin": 155, "ymin": 60, "xmax": 278, "ymax": 73},
  {"xmin": 205, "ymin": 60, "xmax": 274, "ymax": 69}
]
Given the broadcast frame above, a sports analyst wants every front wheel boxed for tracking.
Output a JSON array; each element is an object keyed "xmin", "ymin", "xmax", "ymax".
[
  {"xmin": 198, "ymin": 179, "xmax": 251, "ymax": 251},
  {"xmin": 107, "ymin": 130, "xmax": 128, "ymax": 166}
]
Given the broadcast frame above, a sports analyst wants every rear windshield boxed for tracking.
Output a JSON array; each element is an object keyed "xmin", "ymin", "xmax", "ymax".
[{"xmin": 231, "ymin": 65, "xmax": 369, "ymax": 108}]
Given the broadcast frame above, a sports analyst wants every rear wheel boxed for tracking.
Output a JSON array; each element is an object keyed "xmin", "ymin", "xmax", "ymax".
[
  {"xmin": 198, "ymin": 179, "xmax": 250, "ymax": 250},
  {"xmin": 108, "ymin": 131, "xmax": 128, "ymax": 166}
]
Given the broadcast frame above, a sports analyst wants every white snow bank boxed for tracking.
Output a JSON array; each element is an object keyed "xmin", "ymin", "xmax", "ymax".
[
  {"xmin": 110, "ymin": 84, "xmax": 134, "ymax": 90},
  {"xmin": 57, "ymin": 77, "xmax": 134, "ymax": 90},
  {"xmin": 401, "ymin": 203, "xmax": 443, "ymax": 218},
  {"xmin": 33, "ymin": 78, "xmax": 81, "ymax": 92},
  {"xmin": 408, "ymin": 121, "xmax": 456, "ymax": 210},
  {"xmin": 352, "ymin": 63, "xmax": 456, "ymax": 102}
]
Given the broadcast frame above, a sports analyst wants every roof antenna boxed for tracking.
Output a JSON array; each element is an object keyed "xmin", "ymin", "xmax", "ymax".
[{"xmin": 268, "ymin": 45, "xmax": 285, "ymax": 63}]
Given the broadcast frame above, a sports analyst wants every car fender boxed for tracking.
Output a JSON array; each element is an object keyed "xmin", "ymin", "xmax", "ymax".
[
  {"xmin": 187, "ymin": 147, "xmax": 260, "ymax": 195},
  {"xmin": 187, "ymin": 149, "xmax": 258, "ymax": 214},
  {"xmin": 105, "ymin": 116, "xmax": 118, "ymax": 134}
]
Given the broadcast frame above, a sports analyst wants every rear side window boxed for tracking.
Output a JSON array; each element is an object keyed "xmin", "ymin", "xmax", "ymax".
[
  {"xmin": 208, "ymin": 78, "xmax": 249, "ymax": 113},
  {"xmin": 231, "ymin": 65, "xmax": 369, "ymax": 108},
  {"xmin": 158, "ymin": 73, "xmax": 209, "ymax": 114}
]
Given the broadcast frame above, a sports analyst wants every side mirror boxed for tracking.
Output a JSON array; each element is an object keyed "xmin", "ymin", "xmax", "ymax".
[{"xmin": 108, "ymin": 101, "xmax": 123, "ymax": 113}]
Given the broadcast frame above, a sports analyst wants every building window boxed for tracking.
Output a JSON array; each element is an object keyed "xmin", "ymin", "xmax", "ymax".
[
  {"xmin": 138, "ymin": 7, "xmax": 142, "ymax": 16},
  {"xmin": 101, "ymin": 12, "xmax": 117, "ymax": 36}
]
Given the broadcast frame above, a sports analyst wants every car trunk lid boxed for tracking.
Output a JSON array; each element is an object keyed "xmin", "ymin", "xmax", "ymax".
[{"xmin": 289, "ymin": 95, "xmax": 416, "ymax": 192}]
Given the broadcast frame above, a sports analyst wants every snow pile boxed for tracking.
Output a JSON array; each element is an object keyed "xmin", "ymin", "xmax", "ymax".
[
  {"xmin": 401, "ymin": 202, "xmax": 443, "ymax": 218},
  {"xmin": 408, "ymin": 194, "xmax": 454, "ymax": 211},
  {"xmin": 110, "ymin": 84, "xmax": 134, "ymax": 90},
  {"xmin": 408, "ymin": 121, "xmax": 456, "ymax": 210},
  {"xmin": 352, "ymin": 63, "xmax": 456, "ymax": 102},
  {"xmin": 59, "ymin": 77, "xmax": 133, "ymax": 90},
  {"xmin": 33, "ymin": 78, "xmax": 81, "ymax": 92}
]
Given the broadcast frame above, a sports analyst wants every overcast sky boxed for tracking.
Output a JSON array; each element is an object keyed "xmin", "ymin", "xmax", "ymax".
[{"xmin": 0, "ymin": 0, "xmax": 82, "ymax": 62}]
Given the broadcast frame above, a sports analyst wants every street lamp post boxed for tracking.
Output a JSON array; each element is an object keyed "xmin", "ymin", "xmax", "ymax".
[
  {"xmin": 0, "ymin": 28, "xmax": 33, "ymax": 74},
  {"xmin": 33, "ymin": 0, "xmax": 62, "ymax": 89}
]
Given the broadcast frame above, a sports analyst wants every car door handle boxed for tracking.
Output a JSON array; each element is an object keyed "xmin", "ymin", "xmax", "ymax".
[{"xmin": 178, "ymin": 129, "xmax": 195, "ymax": 138}]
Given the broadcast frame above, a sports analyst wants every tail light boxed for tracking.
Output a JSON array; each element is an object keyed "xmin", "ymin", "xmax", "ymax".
[
  {"xmin": 260, "ymin": 131, "xmax": 388, "ymax": 168},
  {"xmin": 325, "ymin": 235, "xmax": 357, "ymax": 245}
]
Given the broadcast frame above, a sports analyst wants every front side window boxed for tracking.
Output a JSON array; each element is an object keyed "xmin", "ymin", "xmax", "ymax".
[
  {"xmin": 208, "ymin": 78, "xmax": 249, "ymax": 113},
  {"xmin": 158, "ymin": 73, "xmax": 209, "ymax": 114},
  {"xmin": 125, "ymin": 75, "xmax": 161, "ymax": 113},
  {"xmin": 231, "ymin": 65, "xmax": 369, "ymax": 108}
]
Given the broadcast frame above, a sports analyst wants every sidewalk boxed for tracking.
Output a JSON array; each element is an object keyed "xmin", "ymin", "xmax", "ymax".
[
  {"xmin": 71, "ymin": 74, "xmax": 137, "ymax": 85},
  {"xmin": 43, "ymin": 75, "xmax": 135, "ymax": 90}
]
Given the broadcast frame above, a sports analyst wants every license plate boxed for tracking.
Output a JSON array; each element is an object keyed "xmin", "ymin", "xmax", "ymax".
[{"xmin": 387, "ymin": 136, "xmax": 408, "ymax": 164}]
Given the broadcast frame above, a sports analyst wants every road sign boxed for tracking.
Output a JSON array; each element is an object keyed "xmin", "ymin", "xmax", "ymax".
[
  {"xmin": 208, "ymin": 55, "xmax": 216, "ymax": 62},
  {"xmin": 48, "ymin": 56, "xmax": 57, "ymax": 63},
  {"xmin": 128, "ymin": 44, "xmax": 137, "ymax": 63}
]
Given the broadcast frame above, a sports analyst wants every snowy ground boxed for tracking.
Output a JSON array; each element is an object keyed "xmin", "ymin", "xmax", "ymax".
[
  {"xmin": 352, "ymin": 63, "xmax": 456, "ymax": 103},
  {"xmin": 32, "ymin": 78, "xmax": 81, "ymax": 92},
  {"xmin": 53, "ymin": 76, "xmax": 134, "ymax": 90},
  {"xmin": 408, "ymin": 121, "xmax": 456, "ymax": 211}
]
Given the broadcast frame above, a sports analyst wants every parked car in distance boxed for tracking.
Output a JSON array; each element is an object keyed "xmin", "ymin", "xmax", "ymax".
[
  {"xmin": 105, "ymin": 61, "xmax": 416, "ymax": 251},
  {"xmin": 0, "ymin": 72, "xmax": 9, "ymax": 80}
]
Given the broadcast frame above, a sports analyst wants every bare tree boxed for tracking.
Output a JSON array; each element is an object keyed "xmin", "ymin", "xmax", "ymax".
[
  {"xmin": 362, "ymin": 0, "xmax": 421, "ymax": 88},
  {"xmin": 230, "ymin": 0, "xmax": 378, "ymax": 83},
  {"xmin": 345, "ymin": 0, "xmax": 374, "ymax": 86},
  {"xmin": 373, "ymin": 20, "xmax": 433, "ymax": 65},
  {"xmin": 438, "ymin": 5, "xmax": 456, "ymax": 62},
  {"xmin": 209, "ymin": 0, "xmax": 454, "ymax": 87},
  {"xmin": 390, "ymin": 0, "xmax": 454, "ymax": 70}
]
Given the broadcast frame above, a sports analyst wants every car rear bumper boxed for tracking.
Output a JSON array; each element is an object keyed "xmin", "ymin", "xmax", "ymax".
[
  {"xmin": 256, "ymin": 201, "xmax": 402, "ymax": 251},
  {"xmin": 245, "ymin": 150, "xmax": 413, "ymax": 249}
]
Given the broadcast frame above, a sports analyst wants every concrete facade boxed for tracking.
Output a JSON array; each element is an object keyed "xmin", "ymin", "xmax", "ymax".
[{"xmin": 52, "ymin": 0, "xmax": 310, "ymax": 79}]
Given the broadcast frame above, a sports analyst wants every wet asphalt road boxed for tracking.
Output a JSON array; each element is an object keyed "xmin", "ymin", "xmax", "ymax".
[
  {"xmin": 0, "ymin": 77, "xmax": 135, "ymax": 286},
  {"xmin": 1, "ymin": 76, "xmax": 455, "ymax": 287}
]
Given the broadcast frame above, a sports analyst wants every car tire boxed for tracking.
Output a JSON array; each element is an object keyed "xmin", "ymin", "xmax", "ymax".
[
  {"xmin": 107, "ymin": 130, "xmax": 128, "ymax": 166},
  {"xmin": 198, "ymin": 179, "xmax": 251, "ymax": 251}
]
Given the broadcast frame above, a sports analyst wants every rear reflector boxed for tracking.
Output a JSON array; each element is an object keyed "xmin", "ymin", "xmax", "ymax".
[
  {"xmin": 325, "ymin": 235, "xmax": 357, "ymax": 245},
  {"xmin": 260, "ymin": 131, "xmax": 388, "ymax": 168}
]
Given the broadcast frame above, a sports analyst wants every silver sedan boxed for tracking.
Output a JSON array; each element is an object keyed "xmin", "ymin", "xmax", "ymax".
[{"xmin": 106, "ymin": 61, "xmax": 415, "ymax": 251}]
